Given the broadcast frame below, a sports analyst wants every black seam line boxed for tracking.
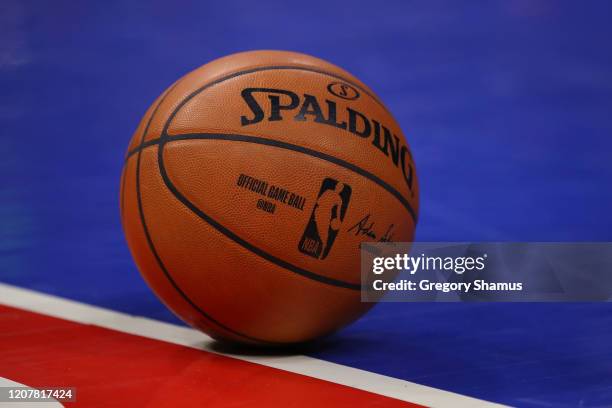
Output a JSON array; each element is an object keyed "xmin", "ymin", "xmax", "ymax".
[
  {"xmin": 125, "ymin": 138, "xmax": 160, "ymax": 163},
  {"xmin": 127, "ymin": 133, "xmax": 417, "ymax": 223},
  {"xmin": 156, "ymin": 133, "xmax": 363, "ymax": 290},
  {"xmin": 134, "ymin": 86, "xmax": 277, "ymax": 345},
  {"xmin": 123, "ymin": 64, "xmax": 390, "ymax": 167}
]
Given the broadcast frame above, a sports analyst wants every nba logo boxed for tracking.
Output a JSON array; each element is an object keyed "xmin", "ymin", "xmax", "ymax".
[{"xmin": 298, "ymin": 178, "xmax": 352, "ymax": 260}]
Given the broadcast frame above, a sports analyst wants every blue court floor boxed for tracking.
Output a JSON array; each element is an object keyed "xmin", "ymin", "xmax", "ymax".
[{"xmin": 2, "ymin": 1, "xmax": 612, "ymax": 406}]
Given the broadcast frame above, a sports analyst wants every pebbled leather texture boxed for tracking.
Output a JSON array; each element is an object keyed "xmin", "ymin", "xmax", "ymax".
[{"xmin": 121, "ymin": 50, "xmax": 419, "ymax": 345}]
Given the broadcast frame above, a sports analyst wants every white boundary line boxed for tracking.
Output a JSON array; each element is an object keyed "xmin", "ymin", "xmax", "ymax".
[{"xmin": 0, "ymin": 283, "xmax": 504, "ymax": 408}]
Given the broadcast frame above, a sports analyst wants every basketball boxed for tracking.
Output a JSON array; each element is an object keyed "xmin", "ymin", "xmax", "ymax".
[{"xmin": 120, "ymin": 50, "xmax": 419, "ymax": 345}]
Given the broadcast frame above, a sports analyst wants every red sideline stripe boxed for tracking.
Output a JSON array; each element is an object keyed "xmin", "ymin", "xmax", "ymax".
[{"xmin": 0, "ymin": 305, "xmax": 420, "ymax": 407}]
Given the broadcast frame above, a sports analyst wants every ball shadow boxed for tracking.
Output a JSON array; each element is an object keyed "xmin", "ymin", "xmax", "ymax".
[{"xmin": 205, "ymin": 333, "xmax": 379, "ymax": 357}]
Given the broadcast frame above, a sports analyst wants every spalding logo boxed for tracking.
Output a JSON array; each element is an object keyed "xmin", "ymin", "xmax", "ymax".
[
  {"xmin": 239, "ymin": 88, "xmax": 415, "ymax": 193},
  {"xmin": 327, "ymin": 82, "xmax": 360, "ymax": 100}
]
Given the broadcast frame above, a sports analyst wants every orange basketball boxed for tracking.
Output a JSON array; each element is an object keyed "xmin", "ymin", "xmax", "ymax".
[{"xmin": 120, "ymin": 50, "xmax": 419, "ymax": 345}]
